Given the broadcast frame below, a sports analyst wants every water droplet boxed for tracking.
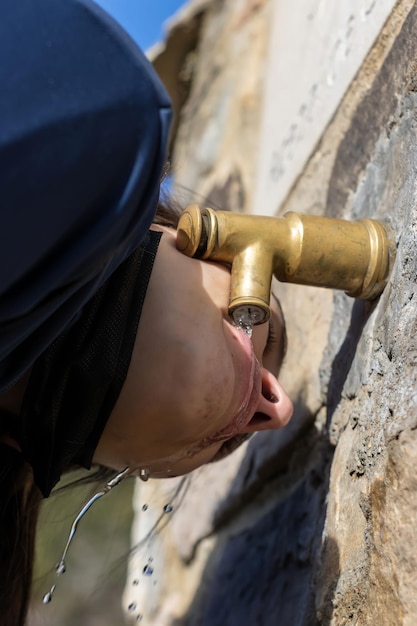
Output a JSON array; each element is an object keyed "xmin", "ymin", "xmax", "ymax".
[
  {"xmin": 142, "ymin": 504, "xmax": 148, "ymax": 511},
  {"xmin": 128, "ymin": 602, "xmax": 137, "ymax": 612},
  {"xmin": 136, "ymin": 615, "xmax": 143, "ymax": 622},
  {"xmin": 139, "ymin": 469, "xmax": 149, "ymax": 482},
  {"xmin": 55, "ymin": 561, "xmax": 66, "ymax": 575},
  {"xmin": 132, "ymin": 579, "xmax": 140, "ymax": 586},
  {"xmin": 42, "ymin": 586, "xmax": 55, "ymax": 604},
  {"xmin": 143, "ymin": 564, "xmax": 154, "ymax": 576},
  {"xmin": 234, "ymin": 313, "xmax": 254, "ymax": 339},
  {"xmin": 148, "ymin": 556, "xmax": 153, "ymax": 563},
  {"xmin": 240, "ymin": 323, "xmax": 253, "ymax": 338},
  {"xmin": 163, "ymin": 504, "xmax": 173, "ymax": 513},
  {"xmin": 233, "ymin": 305, "xmax": 266, "ymax": 334}
]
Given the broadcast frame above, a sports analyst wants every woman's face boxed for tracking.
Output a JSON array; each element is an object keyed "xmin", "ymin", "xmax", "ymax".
[{"xmin": 93, "ymin": 227, "xmax": 293, "ymax": 477}]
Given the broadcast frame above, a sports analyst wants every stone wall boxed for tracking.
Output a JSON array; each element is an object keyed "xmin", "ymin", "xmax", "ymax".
[{"xmin": 125, "ymin": 1, "xmax": 417, "ymax": 624}]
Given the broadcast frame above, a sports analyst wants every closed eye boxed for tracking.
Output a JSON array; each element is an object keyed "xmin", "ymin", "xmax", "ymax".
[
  {"xmin": 264, "ymin": 293, "xmax": 287, "ymax": 375},
  {"xmin": 264, "ymin": 320, "xmax": 278, "ymax": 356}
]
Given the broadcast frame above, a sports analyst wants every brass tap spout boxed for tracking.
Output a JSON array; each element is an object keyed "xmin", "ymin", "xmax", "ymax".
[{"xmin": 176, "ymin": 204, "xmax": 396, "ymax": 326}]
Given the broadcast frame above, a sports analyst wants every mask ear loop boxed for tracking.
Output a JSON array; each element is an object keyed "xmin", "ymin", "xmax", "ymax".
[{"xmin": 43, "ymin": 466, "xmax": 135, "ymax": 604}]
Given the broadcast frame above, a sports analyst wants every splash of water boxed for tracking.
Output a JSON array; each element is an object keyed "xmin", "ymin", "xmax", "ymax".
[
  {"xmin": 233, "ymin": 311, "xmax": 254, "ymax": 338},
  {"xmin": 42, "ymin": 467, "xmax": 133, "ymax": 604},
  {"xmin": 238, "ymin": 322, "xmax": 253, "ymax": 338}
]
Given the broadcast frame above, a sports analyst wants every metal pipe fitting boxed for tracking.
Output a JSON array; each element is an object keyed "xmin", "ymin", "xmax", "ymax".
[{"xmin": 176, "ymin": 204, "xmax": 396, "ymax": 326}]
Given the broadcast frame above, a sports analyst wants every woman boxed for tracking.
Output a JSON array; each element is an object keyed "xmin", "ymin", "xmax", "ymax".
[{"xmin": 0, "ymin": 1, "xmax": 293, "ymax": 624}]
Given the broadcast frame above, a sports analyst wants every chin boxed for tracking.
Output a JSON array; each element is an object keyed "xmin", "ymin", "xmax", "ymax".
[{"xmin": 208, "ymin": 433, "xmax": 252, "ymax": 463}]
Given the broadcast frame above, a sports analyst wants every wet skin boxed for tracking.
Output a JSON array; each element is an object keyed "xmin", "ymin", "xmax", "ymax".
[{"xmin": 93, "ymin": 227, "xmax": 293, "ymax": 477}]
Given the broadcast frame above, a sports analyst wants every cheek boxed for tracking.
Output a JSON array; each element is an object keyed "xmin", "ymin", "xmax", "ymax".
[
  {"xmin": 181, "ymin": 364, "xmax": 235, "ymax": 437},
  {"xmin": 173, "ymin": 331, "xmax": 236, "ymax": 427}
]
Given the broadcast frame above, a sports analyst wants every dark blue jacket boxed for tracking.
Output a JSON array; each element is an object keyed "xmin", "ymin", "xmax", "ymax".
[{"xmin": 0, "ymin": 0, "xmax": 172, "ymax": 391}]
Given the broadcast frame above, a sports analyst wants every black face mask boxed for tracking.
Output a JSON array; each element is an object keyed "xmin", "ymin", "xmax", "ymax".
[{"xmin": 18, "ymin": 231, "xmax": 161, "ymax": 497}]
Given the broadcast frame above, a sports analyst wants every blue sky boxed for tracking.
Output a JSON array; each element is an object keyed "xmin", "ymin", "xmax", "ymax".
[{"xmin": 95, "ymin": 0, "xmax": 187, "ymax": 51}]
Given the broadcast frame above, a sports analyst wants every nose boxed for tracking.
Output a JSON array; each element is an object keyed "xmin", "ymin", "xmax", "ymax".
[{"xmin": 241, "ymin": 367, "xmax": 293, "ymax": 434}]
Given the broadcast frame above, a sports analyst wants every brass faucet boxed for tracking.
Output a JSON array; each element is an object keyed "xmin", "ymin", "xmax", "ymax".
[{"xmin": 176, "ymin": 204, "xmax": 396, "ymax": 326}]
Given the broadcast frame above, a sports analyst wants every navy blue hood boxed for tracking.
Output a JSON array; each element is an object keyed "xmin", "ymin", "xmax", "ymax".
[{"xmin": 0, "ymin": 0, "xmax": 172, "ymax": 391}]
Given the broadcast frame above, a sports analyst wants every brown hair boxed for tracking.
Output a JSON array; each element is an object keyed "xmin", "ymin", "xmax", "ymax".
[
  {"xmin": 153, "ymin": 194, "xmax": 182, "ymax": 228},
  {"xmin": 0, "ymin": 445, "xmax": 42, "ymax": 626}
]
